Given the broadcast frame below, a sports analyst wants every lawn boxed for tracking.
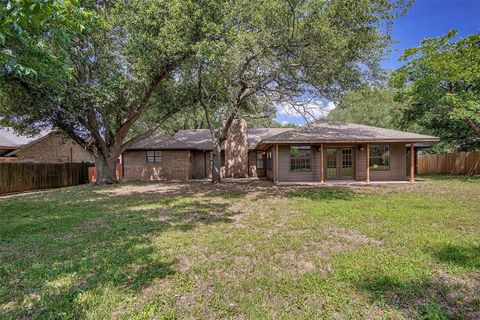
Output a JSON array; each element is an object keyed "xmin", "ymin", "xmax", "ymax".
[{"xmin": 1, "ymin": 176, "xmax": 479, "ymax": 319}]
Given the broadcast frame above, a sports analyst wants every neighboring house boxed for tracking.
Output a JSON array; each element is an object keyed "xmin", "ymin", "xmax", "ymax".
[
  {"xmin": 121, "ymin": 119, "xmax": 438, "ymax": 183},
  {"xmin": 0, "ymin": 128, "xmax": 93, "ymax": 163}
]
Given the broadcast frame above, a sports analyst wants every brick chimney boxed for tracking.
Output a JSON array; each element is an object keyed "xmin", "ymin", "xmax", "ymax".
[{"xmin": 225, "ymin": 119, "xmax": 248, "ymax": 178}]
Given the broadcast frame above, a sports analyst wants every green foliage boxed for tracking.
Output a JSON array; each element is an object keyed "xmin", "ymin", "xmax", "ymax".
[
  {"xmin": 0, "ymin": 0, "xmax": 91, "ymax": 77},
  {"xmin": 0, "ymin": 0, "xmax": 220, "ymax": 169},
  {"xmin": 189, "ymin": 0, "xmax": 410, "ymax": 126},
  {"xmin": 328, "ymin": 86, "xmax": 417, "ymax": 130},
  {"xmin": 391, "ymin": 31, "xmax": 480, "ymax": 151}
]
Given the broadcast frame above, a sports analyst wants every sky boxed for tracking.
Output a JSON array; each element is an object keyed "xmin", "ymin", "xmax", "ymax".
[{"xmin": 276, "ymin": 0, "xmax": 480, "ymax": 125}]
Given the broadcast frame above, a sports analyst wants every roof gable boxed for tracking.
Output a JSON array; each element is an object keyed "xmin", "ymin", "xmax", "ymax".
[{"xmin": 0, "ymin": 127, "xmax": 51, "ymax": 148}]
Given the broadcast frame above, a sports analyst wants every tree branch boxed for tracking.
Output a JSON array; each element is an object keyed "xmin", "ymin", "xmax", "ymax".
[
  {"xmin": 465, "ymin": 118, "xmax": 480, "ymax": 137},
  {"xmin": 120, "ymin": 109, "xmax": 179, "ymax": 153}
]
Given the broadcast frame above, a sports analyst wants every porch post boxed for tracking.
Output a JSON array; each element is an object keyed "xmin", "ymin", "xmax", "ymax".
[
  {"xmin": 320, "ymin": 144, "xmax": 324, "ymax": 183},
  {"xmin": 275, "ymin": 144, "xmax": 279, "ymax": 184},
  {"xmin": 409, "ymin": 143, "xmax": 415, "ymax": 182},
  {"xmin": 366, "ymin": 143, "xmax": 370, "ymax": 183}
]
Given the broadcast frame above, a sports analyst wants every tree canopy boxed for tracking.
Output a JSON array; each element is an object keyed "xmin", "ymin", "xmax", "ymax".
[
  {"xmin": 0, "ymin": 0, "xmax": 89, "ymax": 77},
  {"xmin": 391, "ymin": 30, "xmax": 480, "ymax": 151},
  {"xmin": 0, "ymin": 0, "xmax": 220, "ymax": 183},
  {"xmin": 189, "ymin": 0, "xmax": 410, "ymax": 182},
  {"xmin": 327, "ymin": 86, "xmax": 408, "ymax": 129}
]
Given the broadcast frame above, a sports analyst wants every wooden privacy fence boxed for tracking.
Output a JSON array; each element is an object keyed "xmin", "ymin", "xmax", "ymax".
[
  {"xmin": 88, "ymin": 164, "xmax": 123, "ymax": 183},
  {"xmin": 418, "ymin": 152, "xmax": 480, "ymax": 175},
  {"xmin": 0, "ymin": 162, "xmax": 91, "ymax": 195}
]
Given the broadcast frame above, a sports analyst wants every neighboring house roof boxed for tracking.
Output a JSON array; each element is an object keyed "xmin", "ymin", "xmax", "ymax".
[
  {"xmin": 261, "ymin": 120, "xmax": 439, "ymax": 144},
  {"xmin": 0, "ymin": 127, "xmax": 51, "ymax": 148}
]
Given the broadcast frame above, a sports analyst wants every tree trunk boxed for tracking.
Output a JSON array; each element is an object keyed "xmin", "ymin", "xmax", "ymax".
[
  {"xmin": 465, "ymin": 119, "xmax": 480, "ymax": 138},
  {"xmin": 212, "ymin": 138, "xmax": 222, "ymax": 184},
  {"xmin": 94, "ymin": 153, "xmax": 119, "ymax": 185}
]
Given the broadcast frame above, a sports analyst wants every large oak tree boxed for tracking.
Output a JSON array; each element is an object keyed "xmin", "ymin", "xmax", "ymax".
[{"xmin": 0, "ymin": 0, "xmax": 220, "ymax": 183}]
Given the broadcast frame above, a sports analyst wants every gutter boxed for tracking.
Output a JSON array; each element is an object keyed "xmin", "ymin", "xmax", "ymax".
[{"xmin": 260, "ymin": 138, "xmax": 440, "ymax": 144}]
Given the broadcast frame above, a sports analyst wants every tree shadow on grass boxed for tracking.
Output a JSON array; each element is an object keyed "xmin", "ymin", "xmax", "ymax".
[
  {"xmin": 0, "ymin": 188, "xmax": 243, "ymax": 319},
  {"xmin": 432, "ymin": 244, "xmax": 480, "ymax": 271},
  {"xmin": 353, "ymin": 272, "xmax": 480, "ymax": 319}
]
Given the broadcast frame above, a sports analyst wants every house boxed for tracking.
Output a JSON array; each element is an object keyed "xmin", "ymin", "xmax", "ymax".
[
  {"xmin": 0, "ymin": 128, "xmax": 93, "ymax": 163},
  {"xmin": 121, "ymin": 119, "xmax": 439, "ymax": 183},
  {"xmin": 122, "ymin": 120, "xmax": 291, "ymax": 180}
]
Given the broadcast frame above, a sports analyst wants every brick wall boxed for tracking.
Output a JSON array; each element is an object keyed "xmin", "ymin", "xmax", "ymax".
[
  {"xmin": 122, "ymin": 150, "xmax": 191, "ymax": 180},
  {"xmin": 13, "ymin": 132, "xmax": 93, "ymax": 163},
  {"xmin": 224, "ymin": 119, "xmax": 248, "ymax": 178}
]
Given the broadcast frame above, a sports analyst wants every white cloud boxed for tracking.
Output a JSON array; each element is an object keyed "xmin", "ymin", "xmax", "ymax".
[
  {"xmin": 325, "ymin": 101, "xmax": 336, "ymax": 112},
  {"xmin": 276, "ymin": 99, "xmax": 336, "ymax": 122}
]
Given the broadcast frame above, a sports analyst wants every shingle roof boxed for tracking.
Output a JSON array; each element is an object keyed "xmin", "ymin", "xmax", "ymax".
[
  {"xmin": 247, "ymin": 128, "xmax": 293, "ymax": 148},
  {"xmin": 261, "ymin": 120, "xmax": 439, "ymax": 144},
  {"xmin": 127, "ymin": 121, "xmax": 438, "ymax": 151},
  {"xmin": 127, "ymin": 134, "xmax": 192, "ymax": 150},
  {"xmin": 174, "ymin": 129, "xmax": 214, "ymax": 150},
  {"xmin": 0, "ymin": 127, "xmax": 51, "ymax": 148},
  {"xmin": 128, "ymin": 128, "xmax": 294, "ymax": 151}
]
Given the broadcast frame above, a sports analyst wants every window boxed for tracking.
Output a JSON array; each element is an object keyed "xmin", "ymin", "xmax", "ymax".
[
  {"xmin": 266, "ymin": 150, "xmax": 272, "ymax": 170},
  {"xmin": 146, "ymin": 150, "xmax": 162, "ymax": 163},
  {"xmin": 369, "ymin": 144, "xmax": 390, "ymax": 171},
  {"xmin": 256, "ymin": 152, "xmax": 264, "ymax": 169},
  {"xmin": 290, "ymin": 146, "xmax": 311, "ymax": 171}
]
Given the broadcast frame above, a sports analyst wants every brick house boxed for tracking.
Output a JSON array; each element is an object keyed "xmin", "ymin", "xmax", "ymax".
[
  {"xmin": 121, "ymin": 119, "xmax": 438, "ymax": 183},
  {"xmin": 0, "ymin": 128, "xmax": 93, "ymax": 163},
  {"xmin": 122, "ymin": 120, "xmax": 291, "ymax": 180}
]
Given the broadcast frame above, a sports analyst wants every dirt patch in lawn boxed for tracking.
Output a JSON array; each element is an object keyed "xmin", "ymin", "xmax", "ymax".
[{"xmin": 328, "ymin": 227, "xmax": 384, "ymax": 246}]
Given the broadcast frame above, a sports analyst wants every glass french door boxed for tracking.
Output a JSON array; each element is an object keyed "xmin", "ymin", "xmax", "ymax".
[
  {"xmin": 326, "ymin": 148, "xmax": 338, "ymax": 179},
  {"xmin": 325, "ymin": 148, "xmax": 354, "ymax": 180},
  {"xmin": 341, "ymin": 148, "xmax": 354, "ymax": 179}
]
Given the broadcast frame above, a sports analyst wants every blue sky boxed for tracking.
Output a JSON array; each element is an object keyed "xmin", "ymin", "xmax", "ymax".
[{"xmin": 276, "ymin": 0, "xmax": 480, "ymax": 125}]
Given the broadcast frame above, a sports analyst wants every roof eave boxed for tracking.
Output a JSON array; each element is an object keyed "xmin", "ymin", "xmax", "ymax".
[
  {"xmin": 126, "ymin": 147, "xmax": 215, "ymax": 151},
  {"xmin": 260, "ymin": 138, "xmax": 440, "ymax": 144}
]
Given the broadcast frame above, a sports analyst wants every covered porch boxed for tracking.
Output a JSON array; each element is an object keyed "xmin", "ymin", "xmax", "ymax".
[
  {"xmin": 261, "ymin": 142, "xmax": 417, "ymax": 184},
  {"xmin": 256, "ymin": 120, "xmax": 439, "ymax": 185}
]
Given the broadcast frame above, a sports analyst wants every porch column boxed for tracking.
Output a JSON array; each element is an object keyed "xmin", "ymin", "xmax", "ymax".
[
  {"xmin": 409, "ymin": 143, "xmax": 415, "ymax": 182},
  {"xmin": 366, "ymin": 143, "xmax": 370, "ymax": 183},
  {"xmin": 320, "ymin": 144, "xmax": 324, "ymax": 183},
  {"xmin": 275, "ymin": 144, "xmax": 279, "ymax": 184}
]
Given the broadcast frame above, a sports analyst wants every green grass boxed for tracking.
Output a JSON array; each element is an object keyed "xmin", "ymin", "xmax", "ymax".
[{"xmin": 1, "ymin": 176, "xmax": 479, "ymax": 319}]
